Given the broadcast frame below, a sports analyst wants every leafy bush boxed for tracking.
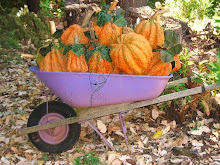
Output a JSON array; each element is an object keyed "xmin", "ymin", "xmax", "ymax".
[
  {"xmin": 165, "ymin": 0, "xmax": 218, "ymax": 22},
  {"xmin": 40, "ymin": 0, "xmax": 65, "ymax": 18},
  {"xmin": 0, "ymin": 7, "xmax": 50, "ymax": 53}
]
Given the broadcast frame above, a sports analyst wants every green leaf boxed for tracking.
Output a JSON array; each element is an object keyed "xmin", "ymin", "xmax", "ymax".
[
  {"xmin": 215, "ymin": 19, "xmax": 220, "ymax": 23},
  {"xmin": 187, "ymin": 61, "xmax": 194, "ymax": 65},
  {"xmin": 160, "ymin": 50, "xmax": 174, "ymax": 63},
  {"xmin": 63, "ymin": 45, "xmax": 72, "ymax": 55},
  {"xmin": 98, "ymin": 45, "xmax": 112, "ymax": 62},
  {"xmin": 163, "ymin": 30, "xmax": 178, "ymax": 47},
  {"xmin": 84, "ymin": 31, "xmax": 98, "ymax": 40},
  {"xmin": 72, "ymin": 44, "xmax": 85, "ymax": 57},
  {"xmin": 96, "ymin": 12, "xmax": 111, "ymax": 27},
  {"xmin": 52, "ymin": 29, "xmax": 63, "ymax": 39},
  {"xmin": 42, "ymin": 153, "xmax": 49, "ymax": 162},
  {"xmin": 39, "ymin": 43, "xmax": 52, "ymax": 57},
  {"xmin": 14, "ymin": 110, "xmax": 25, "ymax": 115},
  {"xmin": 113, "ymin": 15, "xmax": 127, "ymax": 27},
  {"xmin": 168, "ymin": 44, "xmax": 182, "ymax": 55},
  {"xmin": 100, "ymin": 0, "xmax": 106, "ymax": 8},
  {"xmin": 85, "ymin": 49, "xmax": 96, "ymax": 62},
  {"xmin": 115, "ymin": 8, "xmax": 125, "ymax": 16},
  {"xmin": 193, "ymin": 78, "xmax": 203, "ymax": 83}
]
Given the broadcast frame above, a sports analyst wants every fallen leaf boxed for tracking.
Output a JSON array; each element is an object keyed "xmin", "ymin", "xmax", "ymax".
[
  {"xmin": 153, "ymin": 130, "xmax": 163, "ymax": 139},
  {"xmin": 130, "ymin": 127, "xmax": 137, "ymax": 135},
  {"xmin": 137, "ymin": 141, "xmax": 144, "ymax": 148},
  {"xmin": 171, "ymin": 158, "xmax": 184, "ymax": 163},
  {"xmin": 191, "ymin": 140, "xmax": 204, "ymax": 147},
  {"xmin": 152, "ymin": 109, "xmax": 159, "ymax": 120},
  {"xmin": 97, "ymin": 120, "xmax": 107, "ymax": 134},
  {"xmin": 25, "ymin": 152, "xmax": 34, "ymax": 161},
  {"xmin": 162, "ymin": 126, "xmax": 170, "ymax": 135},
  {"xmin": 160, "ymin": 150, "xmax": 167, "ymax": 156},
  {"xmin": 201, "ymin": 100, "xmax": 210, "ymax": 116}
]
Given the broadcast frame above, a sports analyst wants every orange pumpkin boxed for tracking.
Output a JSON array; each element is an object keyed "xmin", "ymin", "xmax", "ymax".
[
  {"xmin": 38, "ymin": 48, "xmax": 66, "ymax": 72},
  {"xmin": 142, "ymin": 51, "xmax": 172, "ymax": 76},
  {"xmin": 172, "ymin": 55, "xmax": 181, "ymax": 72},
  {"xmin": 134, "ymin": 20, "xmax": 164, "ymax": 49},
  {"xmin": 66, "ymin": 50, "xmax": 88, "ymax": 72},
  {"xmin": 61, "ymin": 24, "xmax": 90, "ymax": 45},
  {"xmin": 88, "ymin": 50, "xmax": 118, "ymax": 74},
  {"xmin": 110, "ymin": 32, "xmax": 153, "ymax": 75},
  {"xmin": 94, "ymin": 22, "xmax": 122, "ymax": 46}
]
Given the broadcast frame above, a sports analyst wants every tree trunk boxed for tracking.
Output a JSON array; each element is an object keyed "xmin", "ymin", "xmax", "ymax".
[
  {"xmin": 64, "ymin": 0, "xmax": 148, "ymax": 26},
  {"xmin": 26, "ymin": 0, "xmax": 41, "ymax": 13},
  {"xmin": 119, "ymin": 0, "xmax": 147, "ymax": 10}
]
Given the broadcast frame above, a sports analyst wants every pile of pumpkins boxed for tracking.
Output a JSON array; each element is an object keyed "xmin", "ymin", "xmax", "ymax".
[{"xmin": 37, "ymin": 1, "xmax": 181, "ymax": 76}]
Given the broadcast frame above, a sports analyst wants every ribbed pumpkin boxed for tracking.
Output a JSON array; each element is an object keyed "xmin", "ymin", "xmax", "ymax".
[
  {"xmin": 61, "ymin": 24, "xmax": 89, "ymax": 45},
  {"xmin": 142, "ymin": 51, "xmax": 172, "ymax": 76},
  {"xmin": 88, "ymin": 50, "xmax": 119, "ymax": 74},
  {"xmin": 93, "ymin": 22, "xmax": 122, "ymax": 46},
  {"xmin": 134, "ymin": 20, "xmax": 164, "ymax": 49},
  {"xmin": 171, "ymin": 55, "xmax": 181, "ymax": 72},
  {"xmin": 110, "ymin": 32, "xmax": 153, "ymax": 75},
  {"xmin": 66, "ymin": 50, "xmax": 88, "ymax": 72},
  {"xmin": 38, "ymin": 48, "xmax": 66, "ymax": 72}
]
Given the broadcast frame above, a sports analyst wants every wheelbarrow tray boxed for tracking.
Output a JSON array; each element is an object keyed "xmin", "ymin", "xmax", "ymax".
[{"xmin": 30, "ymin": 66, "xmax": 172, "ymax": 108}]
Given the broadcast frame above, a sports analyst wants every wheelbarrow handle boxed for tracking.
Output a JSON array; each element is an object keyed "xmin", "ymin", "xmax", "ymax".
[{"xmin": 18, "ymin": 83, "xmax": 219, "ymax": 136}]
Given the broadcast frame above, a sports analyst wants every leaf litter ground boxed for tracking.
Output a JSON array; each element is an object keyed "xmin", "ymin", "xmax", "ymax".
[{"xmin": 0, "ymin": 44, "xmax": 219, "ymax": 165}]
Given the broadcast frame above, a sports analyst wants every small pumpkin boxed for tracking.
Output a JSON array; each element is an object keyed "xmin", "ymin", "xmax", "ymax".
[
  {"xmin": 61, "ymin": 24, "xmax": 90, "ymax": 45},
  {"xmin": 142, "ymin": 51, "xmax": 172, "ymax": 76},
  {"xmin": 38, "ymin": 48, "xmax": 66, "ymax": 72},
  {"xmin": 94, "ymin": 21, "xmax": 122, "ymax": 46},
  {"xmin": 110, "ymin": 32, "xmax": 153, "ymax": 75},
  {"xmin": 87, "ymin": 45, "xmax": 119, "ymax": 74},
  {"xmin": 172, "ymin": 55, "xmax": 181, "ymax": 72},
  {"xmin": 66, "ymin": 50, "xmax": 88, "ymax": 72},
  {"xmin": 134, "ymin": 20, "xmax": 164, "ymax": 49}
]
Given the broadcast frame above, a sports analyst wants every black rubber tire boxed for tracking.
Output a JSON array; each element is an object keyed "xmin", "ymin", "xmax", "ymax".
[{"xmin": 27, "ymin": 101, "xmax": 81, "ymax": 153}]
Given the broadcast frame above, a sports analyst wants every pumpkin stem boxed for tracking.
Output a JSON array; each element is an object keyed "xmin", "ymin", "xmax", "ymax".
[
  {"xmin": 89, "ymin": 21, "xmax": 99, "ymax": 47},
  {"xmin": 150, "ymin": 9, "xmax": 169, "ymax": 21},
  {"xmin": 107, "ymin": 0, "xmax": 119, "ymax": 14}
]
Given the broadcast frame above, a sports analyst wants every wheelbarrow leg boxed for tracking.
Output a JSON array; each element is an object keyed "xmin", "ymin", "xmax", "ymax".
[
  {"xmin": 119, "ymin": 112, "xmax": 129, "ymax": 151},
  {"xmin": 86, "ymin": 121, "xmax": 115, "ymax": 151},
  {"xmin": 41, "ymin": 82, "xmax": 53, "ymax": 122}
]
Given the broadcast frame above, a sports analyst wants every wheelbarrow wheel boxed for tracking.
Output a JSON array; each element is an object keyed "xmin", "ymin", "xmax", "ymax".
[{"xmin": 27, "ymin": 101, "xmax": 81, "ymax": 153}]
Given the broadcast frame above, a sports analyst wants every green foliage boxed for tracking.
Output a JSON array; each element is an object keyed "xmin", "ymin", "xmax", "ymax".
[
  {"xmin": 0, "ymin": 7, "xmax": 50, "ymax": 53},
  {"xmin": 0, "ymin": 37, "xmax": 20, "ymax": 50},
  {"xmin": 196, "ymin": 51, "xmax": 220, "ymax": 85},
  {"xmin": 40, "ymin": 0, "xmax": 65, "ymax": 18},
  {"xmin": 160, "ymin": 30, "xmax": 182, "ymax": 63},
  {"xmin": 147, "ymin": 0, "xmax": 164, "ymax": 9},
  {"xmin": 96, "ymin": 5, "xmax": 127, "ymax": 27},
  {"xmin": 42, "ymin": 153, "xmax": 49, "ymax": 162},
  {"xmin": 179, "ymin": 47, "xmax": 194, "ymax": 77},
  {"xmin": 165, "ymin": 0, "xmax": 218, "ymax": 22},
  {"xmin": 73, "ymin": 149, "xmax": 101, "ymax": 165},
  {"xmin": 0, "ymin": 0, "xmax": 26, "ymax": 14}
]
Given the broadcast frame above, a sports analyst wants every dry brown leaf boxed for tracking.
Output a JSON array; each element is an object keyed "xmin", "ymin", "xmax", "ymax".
[
  {"xmin": 152, "ymin": 109, "xmax": 159, "ymax": 120},
  {"xmin": 201, "ymin": 100, "xmax": 210, "ymax": 116},
  {"xmin": 108, "ymin": 125, "xmax": 121, "ymax": 134},
  {"xmin": 97, "ymin": 120, "xmax": 107, "ymax": 133}
]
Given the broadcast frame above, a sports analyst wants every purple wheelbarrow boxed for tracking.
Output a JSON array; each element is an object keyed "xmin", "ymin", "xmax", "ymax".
[{"xmin": 19, "ymin": 66, "xmax": 219, "ymax": 153}]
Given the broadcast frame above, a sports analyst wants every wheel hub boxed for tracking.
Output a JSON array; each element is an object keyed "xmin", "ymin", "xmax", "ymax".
[{"xmin": 38, "ymin": 113, "xmax": 69, "ymax": 144}]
